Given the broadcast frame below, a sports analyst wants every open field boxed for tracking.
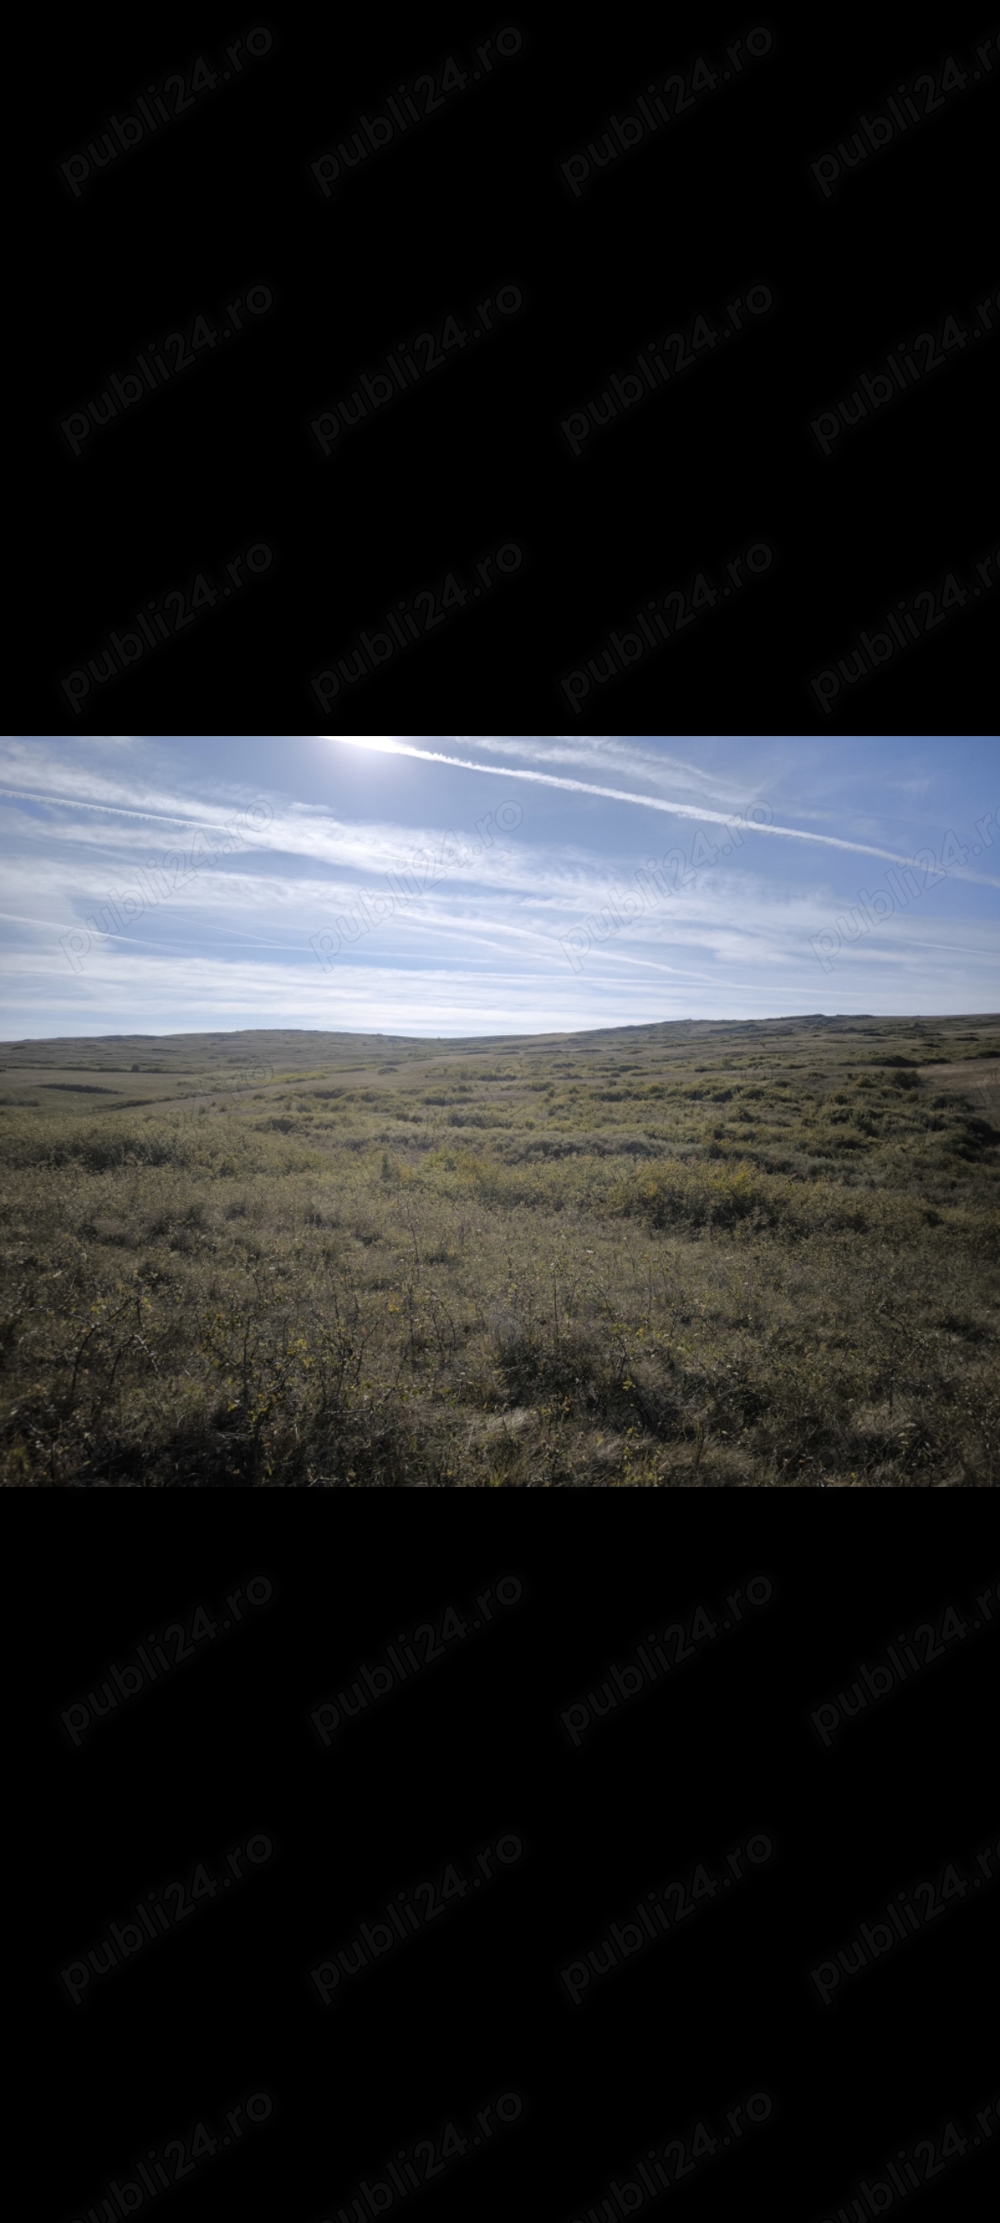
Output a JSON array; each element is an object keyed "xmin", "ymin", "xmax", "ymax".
[{"xmin": 1, "ymin": 1013, "xmax": 998, "ymax": 1486}]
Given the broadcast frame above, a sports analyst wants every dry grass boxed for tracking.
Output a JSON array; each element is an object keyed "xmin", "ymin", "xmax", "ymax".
[{"xmin": 0, "ymin": 1014, "xmax": 997, "ymax": 1485}]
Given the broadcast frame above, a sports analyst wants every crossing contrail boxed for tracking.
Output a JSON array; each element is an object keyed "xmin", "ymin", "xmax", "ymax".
[{"xmin": 331, "ymin": 739, "xmax": 1000, "ymax": 888}]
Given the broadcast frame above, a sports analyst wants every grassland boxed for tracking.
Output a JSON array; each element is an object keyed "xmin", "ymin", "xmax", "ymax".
[{"xmin": 0, "ymin": 1013, "xmax": 998, "ymax": 1486}]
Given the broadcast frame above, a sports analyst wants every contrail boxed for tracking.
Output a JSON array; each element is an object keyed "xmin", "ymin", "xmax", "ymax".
[
  {"xmin": 0, "ymin": 786, "xmax": 249, "ymax": 833},
  {"xmin": 331, "ymin": 740, "xmax": 1000, "ymax": 888}
]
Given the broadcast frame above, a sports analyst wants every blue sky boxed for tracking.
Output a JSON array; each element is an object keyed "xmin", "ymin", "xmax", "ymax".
[{"xmin": 0, "ymin": 734, "xmax": 997, "ymax": 1038}]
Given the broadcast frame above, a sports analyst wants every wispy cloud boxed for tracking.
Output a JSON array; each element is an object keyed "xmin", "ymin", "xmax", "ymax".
[
  {"xmin": 331, "ymin": 739, "xmax": 1000, "ymax": 888},
  {"xmin": 1, "ymin": 736, "xmax": 995, "ymax": 1037},
  {"xmin": 452, "ymin": 734, "xmax": 759, "ymax": 802}
]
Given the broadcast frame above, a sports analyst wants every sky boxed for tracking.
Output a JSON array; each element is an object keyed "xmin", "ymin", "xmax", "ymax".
[{"xmin": 0, "ymin": 734, "xmax": 997, "ymax": 1039}]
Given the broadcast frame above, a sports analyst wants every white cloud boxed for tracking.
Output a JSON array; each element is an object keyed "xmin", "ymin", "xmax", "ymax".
[
  {"xmin": 332, "ymin": 740, "xmax": 1000, "ymax": 889},
  {"xmin": 1, "ymin": 737, "xmax": 995, "ymax": 1036}
]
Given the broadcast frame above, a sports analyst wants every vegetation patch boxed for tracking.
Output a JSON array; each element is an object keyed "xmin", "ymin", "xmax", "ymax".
[{"xmin": 1, "ymin": 1012, "xmax": 997, "ymax": 1486}]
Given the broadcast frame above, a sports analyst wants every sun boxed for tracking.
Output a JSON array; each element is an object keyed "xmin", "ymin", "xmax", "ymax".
[{"xmin": 333, "ymin": 737, "xmax": 401, "ymax": 754}]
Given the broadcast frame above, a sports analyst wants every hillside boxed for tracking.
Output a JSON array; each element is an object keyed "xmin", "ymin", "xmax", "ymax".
[{"xmin": 1, "ymin": 1013, "xmax": 998, "ymax": 1485}]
